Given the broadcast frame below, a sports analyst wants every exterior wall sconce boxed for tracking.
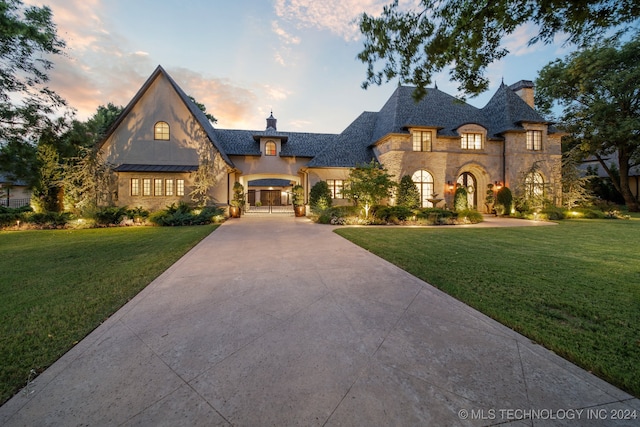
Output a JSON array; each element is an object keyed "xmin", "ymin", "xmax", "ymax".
[
  {"xmin": 447, "ymin": 181, "xmax": 454, "ymax": 191},
  {"xmin": 494, "ymin": 181, "xmax": 503, "ymax": 190}
]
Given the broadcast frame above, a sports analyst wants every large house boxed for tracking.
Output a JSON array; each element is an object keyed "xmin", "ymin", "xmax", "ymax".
[{"xmin": 98, "ymin": 66, "xmax": 562, "ymax": 212}]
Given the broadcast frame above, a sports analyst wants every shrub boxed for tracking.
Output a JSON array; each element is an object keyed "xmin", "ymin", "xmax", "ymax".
[
  {"xmin": 455, "ymin": 209, "xmax": 483, "ymax": 224},
  {"xmin": 495, "ymin": 187, "xmax": 513, "ymax": 215},
  {"xmin": 397, "ymin": 175, "xmax": 420, "ymax": 209},
  {"xmin": 454, "ymin": 186, "xmax": 468, "ymax": 211},
  {"xmin": 25, "ymin": 211, "xmax": 71, "ymax": 227},
  {"xmin": 149, "ymin": 203, "xmax": 224, "ymax": 226},
  {"xmin": 416, "ymin": 208, "xmax": 457, "ymax": 225},
  {"xmin": 94, "ymin": 206, "xmax": 129, "ymax": 225},
  {"xmin": 540, "ymin": 206, "xmax": 567, "ymax": 220},
  {"xmin": 309, "ymin": 181, "xmax": 333, "ymax": 213},
  {"xmin": 316, "ymin": 205, "xmax": 359, "ymax": 224},
  {"xmin": 373, "ymin": 205, "xmax": 414, "ymax": 222},
  {"xmin": 0, "ymin": 206, "xmax": 33, "ymax": 228}
]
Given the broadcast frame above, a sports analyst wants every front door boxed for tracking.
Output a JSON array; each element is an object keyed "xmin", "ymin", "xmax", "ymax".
[
  {"xmin": 457, "ymin": 172, "xmax": 477, "ymax": 208},
  {"xmin": 260, "ymin": 190, "xmax": 281, "ymax": 206}
]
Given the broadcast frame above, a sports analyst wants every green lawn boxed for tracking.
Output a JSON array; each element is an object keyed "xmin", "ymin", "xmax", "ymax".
[
  {"xmin": 335, "ymin": 218, "xmax": 640, "ymax": 397},
  {"xmin": 0, "ymin": 225, "xmax": 217, "ymax": 405}
]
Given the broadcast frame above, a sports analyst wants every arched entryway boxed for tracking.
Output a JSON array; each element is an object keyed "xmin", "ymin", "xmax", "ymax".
[{"xmin": 457, "ymin": 172, "xmax": 477, "ymax": 209}]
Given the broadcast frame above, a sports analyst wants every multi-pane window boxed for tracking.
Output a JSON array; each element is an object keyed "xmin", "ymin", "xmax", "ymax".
[
  {"xmin": 177, "ymin": 179, "xmax": 185, "ymax": 196},
  {"xmin": 154, "ymin": 179, "xmax": 163, "ymax": 196},
  {"xmin": 142, "ymin": 179, "xmax": 152, "ymax": 196},
  {"xmin": 265, "ymin": 141, "xmax": 277, "ymax": 156},
  {"xmin": 524, "ymin": 172, "xmax": 544, "ymax": 198},
  {"xmin": 154, "ymin": 121, "xmax": 170, "ymax": 140},
  {"xmin": 411, "ymin": 170, "xmax": 434, "ymax": 207},
  {"xmin": 130, "ymin": 179, "xmax": 140, "ymax": 196},
  {"xmin": 461, "ymin": 133, "xmax": 482, "ymax": 150},
  {"xmin": 326, "ymin": 179, "xmax": 344, "ymax": 199},
  {"xmin": 526, "ymin": 130, "xmax": 542, "ymax": 150},
  {"xmin": 165, "ymin": 179, "xmax": 174, "ymax": 196},
  {"xmin": 412, "ymin": 131, "xmax": 432, "ymax": 151}
]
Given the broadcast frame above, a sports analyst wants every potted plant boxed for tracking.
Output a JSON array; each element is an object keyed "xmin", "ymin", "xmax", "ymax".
[
  {"xmin": 292, "ymin": 184, "xmax": 306, "ymax": 217},
  {"xmin": 229, "ymin": 182, "xmax": 245, "ymax": 218},
  {"xmin": 485, "ymin": 183, "xmax": 495, "ymax": 214}
]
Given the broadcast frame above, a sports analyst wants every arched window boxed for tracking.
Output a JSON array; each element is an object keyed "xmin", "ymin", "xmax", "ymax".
[
  {"xmin": 412, "ymin": 170, "xmax": 434, "ymax": 207},
  {"xmin": 154, "ymin": 121, "xmax": 170, "ymax": 140},
  {"xmin": 265, "ymin": 140, "xmax": 277, "ymax": 156},
  {"xmin": 524, "ymin": 172, "xmax": 544, "ymax": 199}
]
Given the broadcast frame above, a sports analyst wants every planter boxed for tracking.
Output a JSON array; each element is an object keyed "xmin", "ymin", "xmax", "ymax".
[
  {"xmin": 294, "ymin": 205, "xmax": 306, "ymax": 217},
  {"xmin": 485, "ymin": 202, "xmax": 495, "ymax": 214},
  {"xmin": 229, "ymin": 206, "xmax": 241, "ymax": 218}
]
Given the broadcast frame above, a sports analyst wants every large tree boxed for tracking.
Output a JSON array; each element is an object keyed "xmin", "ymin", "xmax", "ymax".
[
  {"xmin": 342, "ymin": 159, "xmax": 396, "ymax": 218},
  {"xmin": 358, "ymin": 0, "xmax": 639, "ymax": 100},
  {"xmin": 0, "ymin": 0, "xmax": 66, "ymax": 180},
  {"xmin": 536, "ymin": 36, "xmax": 640, "ymax": 211}
]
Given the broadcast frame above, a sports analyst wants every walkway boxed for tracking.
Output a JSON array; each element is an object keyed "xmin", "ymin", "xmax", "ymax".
[{"xmin": 1, "ymin": 217, "xmax": 637, "ymax": 426}]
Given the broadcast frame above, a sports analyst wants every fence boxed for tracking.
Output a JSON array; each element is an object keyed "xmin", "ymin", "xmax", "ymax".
[{"xmin": 0, "ymin": 198, "xmax": 31, "ymax": 208}]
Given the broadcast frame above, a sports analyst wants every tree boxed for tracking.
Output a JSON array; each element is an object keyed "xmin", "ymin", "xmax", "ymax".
[
  {"xmin": 189, "ymin": 96, "xmax": 217, "ymax": 124},
  {"xmin": 309, "ymin": 180, "xmax": 332, "ymax": 213},
  {"xmin": 396, "ymin": 175, "xmax": 420, "ymax": 209},
  {"xmin": 358, "ymin": 0, "xmax": 639, "ymax": 100},
  {"xmin": 0, "ymin": 0, "xmax": 67, "ymax": 145},
  {"xmin": 342, "ymin": 159, "xmax": 396, "ymax": 218},
  {"xmin": 562, "ymin": 148, "xmax": 594, "ymax": 209},
  {"xmin": 536, "ymin": 36, "xmax": 640, "ymax": 211}
]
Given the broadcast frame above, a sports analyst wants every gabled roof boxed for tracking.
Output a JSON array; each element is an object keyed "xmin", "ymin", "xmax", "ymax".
[
  {"xmin": 481, "ymin": 82, "xmax": 548, "ymax": 137},
  {"xmin": 99, "ymin": 65, "xmax": 234, "ymax": 167}
]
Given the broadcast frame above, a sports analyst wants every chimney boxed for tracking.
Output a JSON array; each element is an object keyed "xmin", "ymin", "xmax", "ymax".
[
  {"xmin": 266, "ymin": 111, "xmax": 277, "ymax": 131},
  {"xmin": 509, "ymin": 80, "xmax": 535, "ymax": 108}
]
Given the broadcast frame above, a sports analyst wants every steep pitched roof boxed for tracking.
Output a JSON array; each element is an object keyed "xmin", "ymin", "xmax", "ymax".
[
  {"xmin": 371, "ymin": 86, "xmax": 486, "ymax": 142},
  {"xmin": 308, "ymin": 112, "xmax": 379, "ymax": 167},
  {"xmin": 481, "ymin": 82, "xmax": 548, "ymax": 137},
  {"xmin": 212, "ymin": 129, "xmax": 336, "ymax": 158},
  {"xmin": 99, "ymin": 65, "xmax": 234, "ymax": 167}
]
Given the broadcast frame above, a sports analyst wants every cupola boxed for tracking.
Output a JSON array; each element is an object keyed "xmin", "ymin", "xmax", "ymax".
[{"xmin": 266, "ymin": 111, "xmax": 277, "ymax": 131}]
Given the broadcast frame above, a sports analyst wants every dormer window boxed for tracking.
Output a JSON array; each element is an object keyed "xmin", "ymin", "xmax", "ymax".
[
  {"xmin": 154, "ymin": 121, "xmax": 170, "ymax": 140},
  {"xmin": 265, "ymin": 140, "xmax": 277, "ymax": 156},
  {"xmin": 461, "ymin": 133, "xmax": 482, "ymax": 150},
  {"xmin": 526, "ymin": 130, "xmax": 542, "ymax": 151},
  {"xmin": 412, "ymin": 130, "xmax": 432, "ymax": 151}
]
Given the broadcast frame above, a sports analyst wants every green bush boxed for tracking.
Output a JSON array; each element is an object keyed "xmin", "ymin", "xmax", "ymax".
[
  {"xmin": 540, "ymin": 206, "xmax": 567, "ymax": 220},
  {"xmin": 316, "ymin": 205, "xmax": 360, "ymax": 224},
  {"xmin": 309, "ymin": 181, "xmax": 333, "ymax": 213},
  {"xmin": 397, "ymin": 175, "xmax": 420, "ymax": 209},
  {"xmin": 373, "ymin": 205, "xmax": 414, "ymax": 222},
  {"xmin": 454, "ymin": 186, "xmax": 468, "ymax": 211},
  {"xmin": 455, "ymin": 209, "xmax": 483, "ymax": 223},
  {"xmin": 416, "ymin": 208, "xmax": 457, "ymax": 225},
  {"xmin": 496, "ymin": 186, "xmax": 513, "ymax": 215},
  {"xmin": 149, "ymin": 203, "xmax": 224, "ymax": 226},
  {"xmin": 25, "ymin": 211, "xmax": 71, "ymax": 227},
  {"xmin": 94, "ymin": 206, "xmax": 129, "ymax": 225},
  {"xmin": 0, "ymin": 206, "xmax": 33, "ymax": 227}
]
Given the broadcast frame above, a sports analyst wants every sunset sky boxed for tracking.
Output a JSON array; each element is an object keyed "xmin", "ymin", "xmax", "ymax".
[{"xmin": 26, "ymin": 0, "xmax": 576, "ymax": 134}]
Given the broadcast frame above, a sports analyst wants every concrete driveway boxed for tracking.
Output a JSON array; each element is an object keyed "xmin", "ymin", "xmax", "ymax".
[{"xmin": 1, "ymin": 216, "xmax": 638, "ymax": 426}]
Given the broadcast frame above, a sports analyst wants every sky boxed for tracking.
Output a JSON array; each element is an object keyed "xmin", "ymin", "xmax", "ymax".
[{"xmin": 25, "ymin": 0, "xmax": 577, "ymax": 134}]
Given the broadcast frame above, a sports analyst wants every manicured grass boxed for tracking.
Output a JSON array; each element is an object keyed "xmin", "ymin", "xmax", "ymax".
[
  {"xmin": 335, "ymin": 218, "xmax": 640, "ymax": 397},
  {"xmin": 0, "ymin": 225, "xmax": 217, "ymax": 405}
]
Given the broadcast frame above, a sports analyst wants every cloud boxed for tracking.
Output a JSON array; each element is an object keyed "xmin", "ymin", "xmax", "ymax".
[
  {"xmin": 502, "ymin": 23, "xmax": 542, "ymax": 56},
  {"xmin": 272, "ymin": 21, "xmax": 301, "ymax": 45},
  {"xmin": 273, "ymin": 0, "xmax": 388, "ymax": 42}
]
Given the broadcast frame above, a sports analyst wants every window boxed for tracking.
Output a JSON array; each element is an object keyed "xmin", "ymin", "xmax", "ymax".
[
  {"xmin": 265, "ymin": 141, "xmax": 277, "ymax": 156},
  {"xmin": 412, "ymin": 131, "xmax": 432, "ymax": 151},
  {"xmin": 524, "ymin": 172, "xmax": 544, "ymax": 199},
  {"xmin": 526, "ymin": 130, "xmax": 542, "ymax": 150},
  {"xmin": 154, "ymin": 179, "xmax": 163, "ymax": 196},
  {"xmin": 461, "ymin": 133, "xmax": 482, "ymax": 150},
  {"xmin": 142, "ymin": 179, "xmax": 152, "ymax": 196},
  {"xmin": 165, "ymin": 179, "xmax": 174, "ymax": 196},
  {"xmin": 177, "ymin": 179, "xmax": 185, "ymax": 196},
  {"xmin": 326, "ymin": 179, "xmax": 344, "ymax": 199},
  {"xmin": 154, "ymin": 121, "xmax": 170, "ymax": 140},
  {"xmin": 411, "ymin": 170, "xmax": 434, "ymax": 207},
  {"xmin": 130, "ymin": 179, "xmax": 140, "ymax": 196}
]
